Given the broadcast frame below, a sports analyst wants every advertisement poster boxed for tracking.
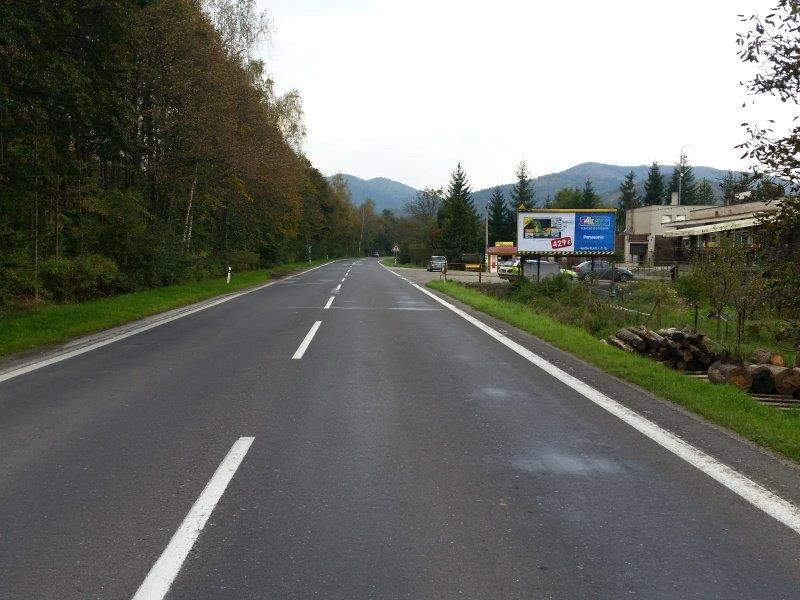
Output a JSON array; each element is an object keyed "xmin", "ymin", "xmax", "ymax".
[{"xmin": 517, "ymin": 211, "xmax": 615, "ymax": 254}]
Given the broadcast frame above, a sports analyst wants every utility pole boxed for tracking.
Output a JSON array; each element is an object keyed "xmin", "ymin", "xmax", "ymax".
[{"xmin": 484, "ymin": 206, "xmax": 489, "ymax": 278}]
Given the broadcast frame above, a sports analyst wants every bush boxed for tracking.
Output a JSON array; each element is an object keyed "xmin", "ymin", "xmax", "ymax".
[
  {"xmin": 38, "ymin": 255, "xmax": 130, "ymax": 302},
  {"xmin": 227, "ymin": 250, "xmax": 260, "ymax": 273}
]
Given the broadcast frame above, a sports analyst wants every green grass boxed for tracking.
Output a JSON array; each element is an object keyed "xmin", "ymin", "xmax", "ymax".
[
  {"xmin": 428, "ymin": 280, "xmax": 800, "ymax": 463},
  {"xmin": 380, "ymin": 257, "xmax": 420, "ymax": 268},
  {"xmin": 0, "ymin": 260, "xmax": 328, "ymax": 358}
]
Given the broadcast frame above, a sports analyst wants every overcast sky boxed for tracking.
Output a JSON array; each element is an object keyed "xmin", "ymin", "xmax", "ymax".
[{"xmin": 257, "ymin": 0, "xmax": 785, "ymax": 190}]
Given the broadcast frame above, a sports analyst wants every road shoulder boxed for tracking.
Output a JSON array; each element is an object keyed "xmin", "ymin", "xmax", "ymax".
[{"xmin": 384, "ymin": 265, "xmax": 800, "ymax": 509}]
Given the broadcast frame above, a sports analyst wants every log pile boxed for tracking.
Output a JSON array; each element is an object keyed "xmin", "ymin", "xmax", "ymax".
[
  {"xmin": 707, "ymin": 347, "xmax": 800, "ymax": 398},
  {"xmin": 607, "ymin": 326, "xmax": 718, "ymax": 372},
  {"xmin": 710, "ymin": 363, "xmax": 800, "ymax": 397}
]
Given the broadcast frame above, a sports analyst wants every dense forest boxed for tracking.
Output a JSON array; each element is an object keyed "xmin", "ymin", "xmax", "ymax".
[{"xmin": 0, "ymin": 0, "xmax": 363, "ymax": 305}]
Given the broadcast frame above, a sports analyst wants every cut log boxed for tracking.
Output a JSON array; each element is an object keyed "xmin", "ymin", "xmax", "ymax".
[
  {"xmin": 751, "ymin": 348, "xmax": 785, "ymax": 366},
  {"xmin": 708, "ymin": 362, "xmax": 753, "ymax": 391},
  {"xmin": 607, "ymin": 336, "xmax": 634, "ymax": 353},
  {"xmin": 751, "ymin": 348, "xmax": 772, "ymax": 364},
  {"xmin": 615, "ymin": 329, "xmax": 647, "ymax": 352},
  {"xmin": 763, "ymin": 365, "xmax": 800, "ymax": 396},
  {"xmin": 647, "ymin": 330, "xmax": 667, "ymax": 346},
  {"xmin": 770, "ymin": 354, "xmax": 786, "ymax": 367},
  {"xmin": 744, "ymin": 364, "xmax": 775, "ymax": 394}
]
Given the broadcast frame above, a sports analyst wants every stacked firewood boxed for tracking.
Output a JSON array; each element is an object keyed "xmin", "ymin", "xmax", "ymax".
[
  {"xmin": 606, "ymin": 326, "xmax": 718, "ymax": 372},
  {"xmin": 708, "ymin": 349, "xmax": 800, "ymax": 397}
]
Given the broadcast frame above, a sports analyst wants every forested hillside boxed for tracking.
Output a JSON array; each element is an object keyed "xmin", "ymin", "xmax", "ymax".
[
  {"xmin": 326, "ymin": 174, "xmax": 417, "ymax": 213},
  {"xmin": 470, "ymin": 162, "xmax": 734, "ymax": 209},
  {"xmin": 0, "ymin": 0, "xmax": 361, "ymax": 305}
]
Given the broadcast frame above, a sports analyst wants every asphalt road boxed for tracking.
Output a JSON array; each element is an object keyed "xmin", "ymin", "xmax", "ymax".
[{"xmin": 1, "ymin": 259, "xmax": 799, "ymax": 599}]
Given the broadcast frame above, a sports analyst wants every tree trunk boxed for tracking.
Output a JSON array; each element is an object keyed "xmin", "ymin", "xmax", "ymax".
[
  {"xmin": 708, "ymin": 362, "xmax": 752, "ymax": 390},
  {"xmin": 763, "ymin": 365, "xmax": 800, "ymax": 396},
  {"xmin": 744, "ymin": 364, "xmax": 775, "ymax": 394},
  {"xmin": 615, "ymin": 329, "xmax": 647, "ymax": 352},
  {"xmin": 183, "ymin": 174, "xmax": 197, "ymax": 247}
]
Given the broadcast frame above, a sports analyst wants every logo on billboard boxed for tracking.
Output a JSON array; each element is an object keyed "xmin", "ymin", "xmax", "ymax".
[{"xmin": 579, "ymin": 215, "xmax": 612, "ymax": 228}]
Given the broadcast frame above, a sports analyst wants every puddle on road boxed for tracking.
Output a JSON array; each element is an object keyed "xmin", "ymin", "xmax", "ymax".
[{"xmin": 511, "ymin": 452, "xmax": 622, "ymax": 476}]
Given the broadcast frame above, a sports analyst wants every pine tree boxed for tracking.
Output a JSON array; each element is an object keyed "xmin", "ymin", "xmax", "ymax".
[
  {"xmin": 643, "ymin": 161, "xmax": 665, "ymax": 206},
  {"xmin": 438, "ymin": 163, "xmax": 480, "ymax": 259},
  {"xmin": 695, "ymin": 179, "xmax": 716, "ymax": 204},
  {"xmin": 578, "ymin": 178, "xmax": 600, "ymax": 208},
  {"xmin": 666, "ymin": 152, "xmax": 698, "ymax": 205},
  {"xmin": 617, "ymin": 171, "xmax": 640, "ymax": 231},
  {"xmin": 487, "ymin": 187, "xmax": 513, "ymax": 245},
  {"xmin": 510, "ymin": 160, "xmax": 535, "ymax": 210}
]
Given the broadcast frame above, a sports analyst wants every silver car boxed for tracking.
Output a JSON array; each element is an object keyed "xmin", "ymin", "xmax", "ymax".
[{"xmin": 427, "ymin": 256, "xmax": 447, "ymax": 271}]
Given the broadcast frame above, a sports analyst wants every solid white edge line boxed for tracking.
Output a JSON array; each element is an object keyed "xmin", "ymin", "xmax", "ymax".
[
  {"xmin": 324, "ymin": 296, "xmax": 335, "ymax": 310},
  {"xmin": 292, "ymin": 321, "xmax": 322, "ymax": 360},
  {"xmin": 132, "ymin": 436, "xmax": 255, "ymax": 600},
  {"xmin": 380, "ymin": 263, "xmax": 800, "ymax": 536},
  {"xmin": 0, "ymin": 262, "xmax": 335, "ymax": 384}
]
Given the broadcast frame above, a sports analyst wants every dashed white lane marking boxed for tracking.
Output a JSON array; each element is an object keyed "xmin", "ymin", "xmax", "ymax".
[
  {"xmin": 292, "ymin": 321, "xmax": 322, "ymax": 360},
  {"xmin": 0, "ymin": 262, "xmax": 335, "ymax": 384},
  {"xmin": 132, "ymin": 437, "xmax": 255, "ymax": 600},
  {"xmin": 324, "ymin": 296, "xmax": 335, "ymax": 310},
  {"xmin": 380, "ymin": 264, "xmax": 800, "ymax": 537},
  {"xmin": 341, "ymin": 277, "xmax": 346, "ymax": 282},
  {"xmin": 335, "ymin": 284, "xmax": 342, "ymax": 292}
]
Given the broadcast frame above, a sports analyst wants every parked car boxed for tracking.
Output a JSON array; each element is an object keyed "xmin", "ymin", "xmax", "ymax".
[
  {"xmin": 371, "ymin": 251, "xmax": 380, "ymax": 257},
  {"xmin": 498, "ymin": 259, "xmax": 521, "ymax": 280},
  {"xmin": 560, "ymin": 268, "xmax": 578, "ymax": 280},
  {"xmin": 427, "ymin": 255, "xmax": 447, "ymax": 271},
  {"xmin": 574, "ymin": 260, "xmax": 633, "ymax": 282}
]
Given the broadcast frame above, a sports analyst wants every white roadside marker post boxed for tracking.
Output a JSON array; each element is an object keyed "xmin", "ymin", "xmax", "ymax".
[{"xmin": 226, "ymin": 266, "xmax": 232, "ymax": 284}]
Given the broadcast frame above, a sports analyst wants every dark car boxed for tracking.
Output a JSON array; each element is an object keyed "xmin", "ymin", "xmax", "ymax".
[
  {"xmin": 574, "ymin": 260, "xmax": 633, "ymax": 282},
  {"xmin": 427, "ymin": 255, "xmax": 447, "ymax": 271}
]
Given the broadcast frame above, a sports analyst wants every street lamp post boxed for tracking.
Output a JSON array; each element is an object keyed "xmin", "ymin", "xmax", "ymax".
[{"xmin": 678, "ymin": 144, "xmax": 692, "ymax": 205}]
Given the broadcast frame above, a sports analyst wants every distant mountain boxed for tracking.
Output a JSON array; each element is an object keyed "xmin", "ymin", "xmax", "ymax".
[
  {"xmin": 334, "ymin": 162, "xmax": 742, "ymax": 214},
  {"xmin": 328, "ymin": 174, "xmax": 418, "ymax": 213},
  {"xmin": 471, "ymin": 162, "xmax": 734, "ymax": 210}
]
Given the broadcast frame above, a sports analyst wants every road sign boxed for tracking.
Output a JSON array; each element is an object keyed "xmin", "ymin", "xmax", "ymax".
[{"xmin": 392, "ymin": 244, "xmax": 400, "ymax": 254}]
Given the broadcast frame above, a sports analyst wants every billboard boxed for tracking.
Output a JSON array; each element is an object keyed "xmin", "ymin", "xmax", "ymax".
[{"xmin": 517, "ymin": 210, "xmax": 616, "ymax": 254}]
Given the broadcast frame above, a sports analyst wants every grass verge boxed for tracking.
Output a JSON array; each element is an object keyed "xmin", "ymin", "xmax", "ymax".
[
  {"xmin": 0, "ymin": 260, "xmax": 328, "ymax": 358},
  {"xmin": 380, "ymin": 257, "xmax": 420, "ymax": 269},
  {"xmin": 428, "ymin": 279, "xmax": 800, "ymax": 464}
]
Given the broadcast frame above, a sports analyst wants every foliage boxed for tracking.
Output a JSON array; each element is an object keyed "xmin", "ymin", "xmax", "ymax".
[
  {"xmin": 0, "ymin": 1, "xmax": 362, "ymax": 306},
  {"xmin": 487, "ymin": 187, "xmax": 514, "ymax": 244},
  {"xmin": 738, "ymin": 1, "xmax": 800, "ymax": 184},
  {"xmin": 616, "ymin": 171, "xmax": 640, "ymax": 231},
  {"xmin": 578, "ymin": 178, "xmax": 600, "ymax": 208},
  {"xmin": 695, "ymin": 179, "xmax": 716, "ymax": 204},
  {"xmin": 675, "ymin": 270, "xmax": 707, "ymax": 331},
  {"xmin": 665, "ymin": 152, "xmax": 698, "ymax": 205},
  {"xmin": 738, "ymin": 1, "xmax": 800, "ymax": 352},
  {"xmin": 550, "ymin": 187, "xmax": 583, "ymax": 209},
  {"xmin": 642, "ymin": 162, "xmax": 666, "ymax": 206},
  {"xmin": 438, "ymin": 164, "xmax": 480, "ymax": 260},
  {"xmin": 510, "ymin": 160, "xmax": 535, "ymax": 210}
]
